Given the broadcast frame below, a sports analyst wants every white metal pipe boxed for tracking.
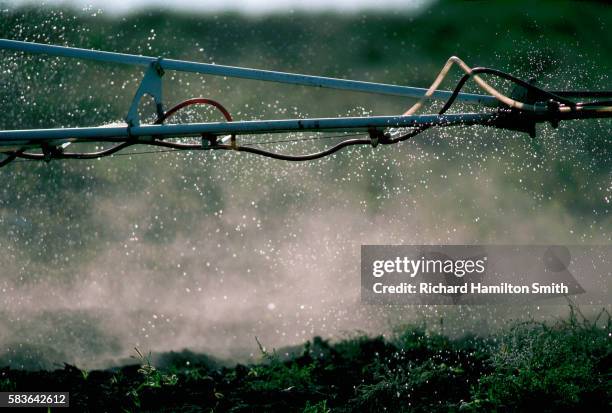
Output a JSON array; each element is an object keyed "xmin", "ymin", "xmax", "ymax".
[
  {"xmin": 0, "ymin": 113, "xmax": 496, "ymax": 146},
  {"xmin": 0, "ymin": 39, "xmax": 498, "ymax": 106}
]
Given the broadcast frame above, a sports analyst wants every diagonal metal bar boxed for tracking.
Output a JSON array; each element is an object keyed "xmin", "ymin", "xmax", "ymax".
[{"xmin": 0, "ymin": 38, "xmax": 498, "ymax": 107}]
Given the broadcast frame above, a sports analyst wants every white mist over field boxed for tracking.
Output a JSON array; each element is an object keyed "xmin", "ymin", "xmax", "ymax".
[{"xmin": 1, "ymin": 157, "xmax": 607, "ymax": 369}]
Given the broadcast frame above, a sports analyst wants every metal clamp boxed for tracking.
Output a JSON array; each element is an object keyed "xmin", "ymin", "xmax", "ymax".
[
  {"xmin": 201, "ymin": 134, "xmax": 218, "ymax": 148},
  {"xmin": 368, "ymin": 128, "xmax": 385, "ymax": 147}
]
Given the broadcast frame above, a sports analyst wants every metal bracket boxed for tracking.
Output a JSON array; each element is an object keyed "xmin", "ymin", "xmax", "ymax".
[
  {"xmin": 126, "ymin": 58, "xmax": 165, "ymax": 127},
  {"xmin": 41, "ymin": 142, "xmax": 65, "ymax": 162}
]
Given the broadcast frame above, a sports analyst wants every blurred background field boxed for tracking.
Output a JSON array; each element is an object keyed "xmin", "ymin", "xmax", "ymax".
[{"xmin": 0, "ymin": 0, "xmax": 610, "ymax": 370}]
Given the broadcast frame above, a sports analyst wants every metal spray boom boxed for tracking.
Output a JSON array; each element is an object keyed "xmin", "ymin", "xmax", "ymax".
[{"xmin": 0, "ymin": 39, "xmax": 610, "ymax": 166}]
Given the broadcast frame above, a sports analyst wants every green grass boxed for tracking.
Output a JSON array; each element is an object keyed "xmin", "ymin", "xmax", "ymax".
[
  {"xmin": 0, "ymin": 305, "xmax": 609, "ymax": 412},
  {"xmin": 463, "ymin": 306, "xmax": 612, "ymax": 412}
]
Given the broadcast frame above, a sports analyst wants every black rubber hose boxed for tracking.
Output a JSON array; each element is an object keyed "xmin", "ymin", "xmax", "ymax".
[
  {"xmin": 439, "ymin": 67, "xmax": 577, "ymax": 114},
  {"xmin": 14, "ymin": 141, "xmax": 136, "ymax": 161},
  {"xmin": 549, "ymin": 91, "xmax": 612, "ymax": 98},
  {"xmin": 145, "ymin": 138, "xmax": 374, "ymax": 161}
]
